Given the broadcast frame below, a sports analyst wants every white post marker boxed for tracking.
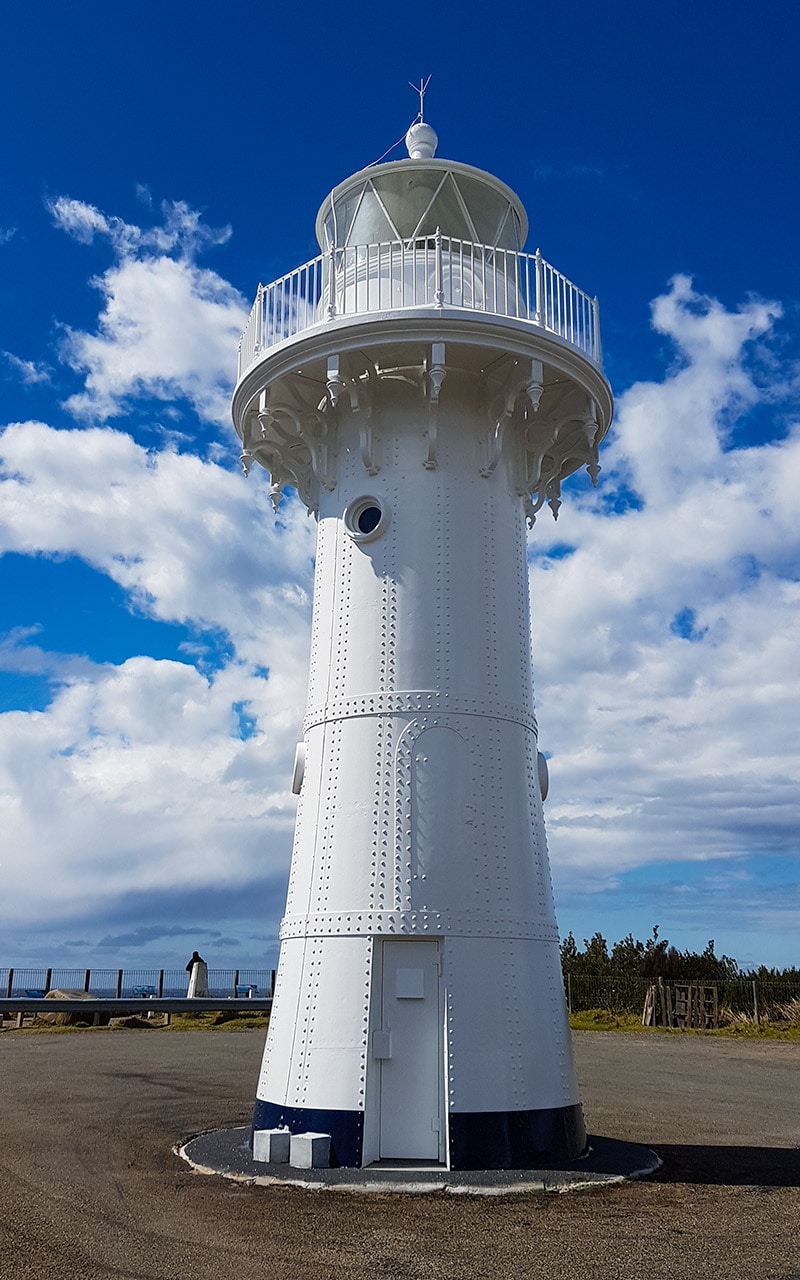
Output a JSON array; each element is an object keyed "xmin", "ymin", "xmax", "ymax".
[
  {"xmin": 232, "ymin": 115, "xmax": 613, "ymax": 1169},
  {"xmin": 186, "ymin": 961, "xmax": 208, "ymax": 999}
]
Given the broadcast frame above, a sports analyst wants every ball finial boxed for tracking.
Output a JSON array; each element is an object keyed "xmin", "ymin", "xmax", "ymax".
[{"xmin": 405, "ymin": 121, "xmax": 438, "ymax": 159}]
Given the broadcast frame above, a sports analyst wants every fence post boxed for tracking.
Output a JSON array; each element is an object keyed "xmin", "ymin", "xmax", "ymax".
[
  {"xmin": 233, "ymin": 969, "xmax": 239, "ymax": 997},
  {"xmin": 83, "ymin": 969, "xmax": 91, "ymax": 992},
  {"xmin": 269, "ymin": 969, "xmax": 276, "ymax": 997},
  {"xmin": 157, "ymin": 969, "xmax": 164, "ymax": 998},
  {"xmin": 567, "ymin": 972, "xmax": 573, "ymax": 1015},
  {"xmin": 116, "ymin": 969, "xmax": 123, "ymax": 998},
  {"xmin": 6, "ymin": 968, "xmax": 13, "ymax": 998},
  {"xmin": 45, "ymin": 968, "xmax": 52, "ymax": 994},
  {"xmin": 752, "ymin": 979, "xmax": 760, "ymax": 1024}
]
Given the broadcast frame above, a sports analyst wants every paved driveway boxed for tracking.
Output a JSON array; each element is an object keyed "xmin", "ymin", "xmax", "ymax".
[{"xmin": 0, "ymin": 1028, "xmax": 797, "ymax": 1279}]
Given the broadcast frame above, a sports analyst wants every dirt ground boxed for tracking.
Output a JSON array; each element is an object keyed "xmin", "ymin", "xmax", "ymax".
[{"xmin": 0, "ymin": 1027, "xmax": 797, "ymax": 1280}]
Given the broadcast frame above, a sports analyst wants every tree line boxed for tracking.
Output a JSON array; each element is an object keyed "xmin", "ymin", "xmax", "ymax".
[{"xmin": 560, "ymin": 927, "xmax": 800, "ymax": 983}]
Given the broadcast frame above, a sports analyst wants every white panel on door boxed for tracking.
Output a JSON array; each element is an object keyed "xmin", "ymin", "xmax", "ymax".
[{"xmin": 395, "ymin": 967, "xmax": 425, "ymax": 999}]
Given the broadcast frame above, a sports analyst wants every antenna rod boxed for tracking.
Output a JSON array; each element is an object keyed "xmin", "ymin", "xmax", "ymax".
[{"xmin": 409, "ymin": 74, "xmax": 432, "ymax": 123}]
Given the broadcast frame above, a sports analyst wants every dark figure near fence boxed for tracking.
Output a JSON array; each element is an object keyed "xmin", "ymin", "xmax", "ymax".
[{"xmin": 185, "ymin": 951, "xmax": 205, "ymax": 973}]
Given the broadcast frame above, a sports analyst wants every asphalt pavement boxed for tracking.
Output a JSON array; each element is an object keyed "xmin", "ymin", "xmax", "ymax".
[{"xmin": 0, "ymin": 1026, "xmax": 797, "ymax": 1280}]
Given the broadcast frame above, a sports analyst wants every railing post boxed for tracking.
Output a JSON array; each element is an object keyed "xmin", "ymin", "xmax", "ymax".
[
  {"xmin": 533, "ymin": 247, "xmax": 543, "ymax": 326},
  {"xmin": 567, "ymin": 972, "xmax": 573, "ymax": 1015},
  {"xmin": 325, "ymin": 245, "xmax": 337, "ymax": 320},
  {"xmin": 752, "ymin": 979, "xmax": 760, "ymax": 1024},
  {"xmin": 83, "ymin": 969, "xmax": 91, "ymax": 993},
  {"xmin": 433, "ymin": 227, "xmax": 444, "ymax": 308},
  {"xmin": 592, "ymin": 295, "xmax": 602, "ymax": 365},
  {"xmin": 44, "ymin": 968, "xmax": 52, "ymax": 994},
  {"xmin": 116, "ymin": 969, "xmax": 123, "ymax": 998},
  {"xmin": 234, "ymin": 968, "xmax": 239, "ymax": 997},
  {"xmin": 254, "ymin": 284, "xmax": 264, "ymax": 357},
  {"xmin": 158, "ymin": 969, "xmax": 164, "ymax": 998},
  {"xmin": 6, "ymin": 968, "xmax": 13, "ymax": 998}
]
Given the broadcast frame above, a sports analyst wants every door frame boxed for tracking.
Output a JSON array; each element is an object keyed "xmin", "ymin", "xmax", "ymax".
[{"xmin": 362, "ymin": 936, "xmax": 448, "ymax": 1167}]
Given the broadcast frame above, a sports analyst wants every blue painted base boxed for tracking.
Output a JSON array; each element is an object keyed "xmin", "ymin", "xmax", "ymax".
[
  {"xmin": 251, "ymin": 1099, "xmax": 363, "ymax": 1168},
  {"xmin": 251, "ymin": 1099, "xmax": 586, "ymax": 1170},
  {"xmin": 448, "ymin": 1103, "xmax": 587, "ymax": 1170}
]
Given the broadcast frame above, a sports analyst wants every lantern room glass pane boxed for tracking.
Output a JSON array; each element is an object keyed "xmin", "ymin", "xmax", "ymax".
[
  {"xmin": 454, "ymin": 174, "xmax": 521, "ymax": 249},
  {"xmin": 324, "ymin": 166, "xmax": 524, "ymax": 252}
]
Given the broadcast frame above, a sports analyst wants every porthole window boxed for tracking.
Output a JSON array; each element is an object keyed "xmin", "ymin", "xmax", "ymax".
[{"xmin": 344, "ymin": 495, "xmax": 389, "ymax": 542}]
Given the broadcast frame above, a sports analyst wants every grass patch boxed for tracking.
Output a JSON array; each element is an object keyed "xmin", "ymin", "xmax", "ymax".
[
  {"xmin": 165, "ymin": 1011, "xmax": 270, "ymax": 1032},
  {"xmin": 569, "ymin": 1009, "xmax": 644, "ymax": 1032},
  {"xmin": 3, "ymin": 1011, "xmax": 271, "ymax": 1034},
  {"xmin": 569, "ymin": 1008, "xmax": 800, "ymax": 1040}
]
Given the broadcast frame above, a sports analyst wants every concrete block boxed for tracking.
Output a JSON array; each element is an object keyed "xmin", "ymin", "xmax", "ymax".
[
  {"xmin": 252, "ymin": 1127, "xmax": 290, "ymax": 1164},
  {"xmin": 290, "ymin": 1131, "xmax": 331, "ymax": 1169}
]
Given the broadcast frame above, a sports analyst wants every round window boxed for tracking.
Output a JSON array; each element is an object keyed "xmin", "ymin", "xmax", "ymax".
[{"xmin": 344, "ymin": 496, "xmax": 389, "ymax": 542}]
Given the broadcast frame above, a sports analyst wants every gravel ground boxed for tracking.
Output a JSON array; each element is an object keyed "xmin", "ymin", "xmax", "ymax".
[{"xmin": 0, "ymin": 1026, "xmax": 798, "ymax": 1280}]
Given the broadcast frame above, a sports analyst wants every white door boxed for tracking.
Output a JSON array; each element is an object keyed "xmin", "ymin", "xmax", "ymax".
[{"xmin": 377, "ymin": 939, "xmax": 442, "ymax": 1161}]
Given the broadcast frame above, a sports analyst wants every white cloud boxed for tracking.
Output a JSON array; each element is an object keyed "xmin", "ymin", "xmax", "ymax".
[
  {"xmin": 0, "ymin": 226, "xmax": 17, "ymax": 245},
  {"xmin": 47, "ymin": 196, "xmax": 246, "ymax": 426},
  {"xmin": 48, "ymin": 195, "xmax": 231, "ymax": 258},
  {"xmin": 531, "ymin": 278, "xmax": 800, "ymax": 906},
  {"xmin": 0, "ymin": 425, "xmax": 315, "ymax": 928},
  {"xmin": 0, "ymin": 421, "xmax": 315, "ymax": 671},
  {"xmin": 3, "ymin": 351, "xmax": 52, "ymax": 385},
  {"xmin": 0, "ymin": 656, "xmax": 298, "ymax": 921}
]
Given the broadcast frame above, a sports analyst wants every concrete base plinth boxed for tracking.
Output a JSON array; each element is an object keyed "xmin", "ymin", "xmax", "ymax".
[
  {"xmin": 178, "ymin": 1126, "xmax": 660, "ymax": 1195},
  {"xmin": 252, "ymin": 1128, "xmax": 290, "ymax": 1164},
  {"xmin": 290, "ymin": 1132, "xmax": 331, "ymax": 1169}
]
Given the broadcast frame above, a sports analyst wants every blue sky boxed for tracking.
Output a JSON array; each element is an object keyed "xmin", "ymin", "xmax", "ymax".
[{"xmin": 1, "ymin": 1, "xmax": 798, "ymax": 971}]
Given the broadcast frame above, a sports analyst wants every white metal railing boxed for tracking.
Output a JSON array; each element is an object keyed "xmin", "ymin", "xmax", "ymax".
[{"xmin": 237, "ymin": 234, "xmax": 602, "ymax": 377}]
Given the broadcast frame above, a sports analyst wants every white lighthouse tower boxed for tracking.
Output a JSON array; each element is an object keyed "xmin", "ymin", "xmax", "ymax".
[{"xmin": 232, "ymin": 116, "xmax": 612, "ymax": 1170}]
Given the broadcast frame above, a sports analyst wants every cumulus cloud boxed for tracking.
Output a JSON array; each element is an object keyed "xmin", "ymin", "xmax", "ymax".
[
  {"xmin": 0, "ymin": 626, "xmax": 99, "ymax": 680},
  {"xmin": 0, "ymin": 421, "xmax": 314, "ymax": 659},
  {"xmin": 0, "ymin": 655, "xmax": 299, "ymax": 923},
  {"xmin": 0, "ymin": 423, "xmax": 318, "ymax": 929},
  {"xmin": 531, "ymin": 278, "xmax": 800, "ymax": 919},
  {"xmin": 47, "ymin": 196, "xmax": 247, "ymax": 426}
]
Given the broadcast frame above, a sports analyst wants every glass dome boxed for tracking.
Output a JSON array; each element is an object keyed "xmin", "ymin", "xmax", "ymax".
[{"xmin": 316, "ymin": 158, "xmax": 528, "ymax": 252}]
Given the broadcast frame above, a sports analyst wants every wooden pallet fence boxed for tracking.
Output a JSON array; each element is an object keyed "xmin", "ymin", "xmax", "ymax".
[{"xmin": 642, "ymin": 979, "xmax": 719, "ymax": 1029}]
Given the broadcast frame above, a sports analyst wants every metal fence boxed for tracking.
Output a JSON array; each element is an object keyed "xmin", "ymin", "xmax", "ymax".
[
  {"xmin": 564, "ymin": 973, "xmax": 800, "ymax": 1021},
  {"xmin": 5, "ymin": 967, "xmax": 797, "ymax": 1024},
  {"xmin": 0, "ymin": 967, "xmax": 274, "ymax": 1000},
  {"xmin": 237, "ymin": 235, "xmax": 602, "ymax": 377}
]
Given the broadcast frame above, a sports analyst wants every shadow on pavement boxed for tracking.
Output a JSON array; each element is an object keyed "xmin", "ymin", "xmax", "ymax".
[{"xmin": 651, "ymin": 1144, "xmax": 800, "ymax": 1187}]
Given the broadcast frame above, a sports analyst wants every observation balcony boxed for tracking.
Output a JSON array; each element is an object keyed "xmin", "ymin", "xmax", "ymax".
[{"xmin": 237, "ymin": 232, "xmax": 602, "ymax": 380}]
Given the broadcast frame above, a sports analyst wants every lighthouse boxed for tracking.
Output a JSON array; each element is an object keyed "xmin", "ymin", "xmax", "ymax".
[{"xmin": 232, "ymin": 116, "xmax": 612, "ymax": 1170}]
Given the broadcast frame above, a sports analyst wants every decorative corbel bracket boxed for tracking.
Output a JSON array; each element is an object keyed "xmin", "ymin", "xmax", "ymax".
[
  {"xmin": 481, "ymin": 363, "xmax": 532, "ymax": 478},
  {"xmin": 357, "ymin": 389, "xmax": 379, "ymax": 478},
  {"xmin": 327, "ymin": 354, "xmax": 378, "ymax": 476},
  {"xmin": 304, "ymin": 410, "xmax": 337, "ymax": 493},
  {"xmin": 583, "ymin": 398, "xmax": 601, "ymax": 486}
]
